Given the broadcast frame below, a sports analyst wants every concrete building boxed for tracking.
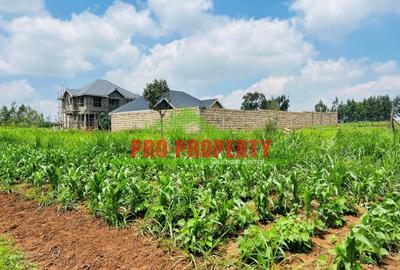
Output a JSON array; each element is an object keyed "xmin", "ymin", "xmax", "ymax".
[{"xmin": 59, "ymin": 79, "xmax": 137, "ymax": 129}]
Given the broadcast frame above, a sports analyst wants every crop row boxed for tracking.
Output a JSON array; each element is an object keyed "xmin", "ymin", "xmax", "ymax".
[{"xmin": 0, "ymin": 126, "xmax": 399, "ymax": 268}]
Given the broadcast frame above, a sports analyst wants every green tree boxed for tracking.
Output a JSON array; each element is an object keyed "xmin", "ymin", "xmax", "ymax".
[
  {"xmin": 0, "ymin": 103, "xmax": 52, "ymax": 127},
  {"xmin": 337, "ymin": 95, "xmax": 393, "ymax": 123},
  {"xmin": 331, "ymin": 97, "xmax": 339, "ymax": 112},
  {"xmin": 391, "ymin": 95, "xmax": 400, "ymax": 132},
  {"xmin": 262, "ymin": 99, "xmax": 279, "ymax": 110},
  {"xmin": 143, "ymin": 79, "xmax": 170, "ymax": 136},
  {"xmin": 8, "ymin": 102, "xmax": 17, "ymax": 125},
  {"xmin": 259, "ymin": 95, "xmax": 290, "ymax": 111},
  {"xmin": 241, "ymin": 92, "xmax": 267, "ymax": 110},
  {"xmin": 393, "ymin": 96, "xmax": 400, "ymax": 119},
  {"xmin": 0, "ymin": 106, "xmax": 10, "ymax": 125},
  {"xmin": 98, "ymin": 112, "xmax": 111, "ymax": 130},
  {"xmin": 315, "ymin": 100, "xmax": 328, "ymax": 112},
  {"xmin": 274, "ymin": 94, "xmax": 290, "ymax": 111}
]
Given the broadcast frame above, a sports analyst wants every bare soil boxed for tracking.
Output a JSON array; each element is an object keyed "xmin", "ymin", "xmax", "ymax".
[
  {"xmin": 0, "ymin": 193, "xmax": 191, "ymax": 270},
  {"xmin": 1, "ymin": 193, "xmax": 399, "ymax": 270},
  {"xmin": 278, "ymin": 215, "xmax": 400, "ymax": 270}
]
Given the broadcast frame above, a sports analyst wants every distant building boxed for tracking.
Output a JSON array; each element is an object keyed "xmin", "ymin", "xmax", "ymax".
[
  {"xmin": 111, "ymin": 90, "xmax": 223, "ymax": 113},
  {"xmin": 59, "ymin": 79, "xmax": 137, "ymax": 129},
  {"xmin": 110, "ymin": 90, "xmax": 339, "ymax": 132},
  {"xmin": 110, "ymin": 90, "xmax": 224, "ymax": 131}
]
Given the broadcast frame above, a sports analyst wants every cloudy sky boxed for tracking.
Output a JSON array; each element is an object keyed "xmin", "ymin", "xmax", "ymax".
[{"xmin": 0, "ymin": 0, "xmax": 400, "ymax": 118}]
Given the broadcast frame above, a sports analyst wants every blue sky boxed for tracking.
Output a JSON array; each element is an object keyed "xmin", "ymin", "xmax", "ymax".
[{"xmin": 0, "ymin": 0, "xmax": 400, "ymax": 118}]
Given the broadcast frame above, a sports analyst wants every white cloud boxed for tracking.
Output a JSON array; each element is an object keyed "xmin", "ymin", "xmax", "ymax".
[
  {"xmin": 0, "ymin": 0, "xmax": 46, "ymax": 16},
  {"xmin": 1, "ymin": 0, "xmax": 398, "ymax": 115},
  {"xmin": 106, "ymin": 18, "xmax": 315, "ymax": 94},
  {"xmin": 148, "ymin": 0, "xmax": 227, "ymax": 35},
  {"xmin": 334, "ymin": 74, "xmax": 400, "ymax": 98},
  {"xmin": 298, "ymin": 58, "xmax": 369, "ymax": 87},
  {"xmin": 218, "ymin": 76, "xmax": 293, "ymax": 109},
  {"xmin": 33, "ymin": 99, "xmax": 58, "ymax": 119},
  {"xmin": 0, "ymin": 79, "xmax": 37, "ymax": 104},
  {"xmin": 217, "ymin": 58, "xmax": 400, "ymax": 110},
  {"xmin": 0, "ymin": 79, "xmax": 58, "ymax": 118},
  {"xmin": 0, "ymin": 1, "xmax": 161, "ymax": 76},
  {"xmin": 102, "ymin": 39, "xmax": 141, "ymax": 67},
  {"xmin": 246, "ymin": 76, "xmax": 294, "ymax": 95},
  {"xmin": 291, "ymin": 0, "xmax": 400, "ymax": 41},
  {"xmin": 372, "ymin": 60, "xmax": 399, "ymax": 75}
]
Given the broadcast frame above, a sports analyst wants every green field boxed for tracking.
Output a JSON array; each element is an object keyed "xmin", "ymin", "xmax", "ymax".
[{"xmin": 0, "ymin": 123, "xmax": 399, "ymax": 269}]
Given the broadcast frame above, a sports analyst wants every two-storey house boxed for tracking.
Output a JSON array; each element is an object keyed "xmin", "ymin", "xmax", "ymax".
[{"xmin": 59, "ymin": 79, "xmax": 138, "ymax": 129}]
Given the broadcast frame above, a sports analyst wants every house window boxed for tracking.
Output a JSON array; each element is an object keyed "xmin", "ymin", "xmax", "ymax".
[
  {"xmin": 79, "ymin": 115, "xmax": 84, "ymax": 122},
  {"xmin": 79, "ymin": 97, "xmax": 84, "ymax": 107},
  {"xmin": 94, "ymin": 97, "xmax": 102, "ymax": 107},
  {"xmin": 109, "ymin": 99, "xmax": 119, "ymax": 109},
  {"xmin": 88, "ymin": 114, "xmax": 95, "ymax": 127}
]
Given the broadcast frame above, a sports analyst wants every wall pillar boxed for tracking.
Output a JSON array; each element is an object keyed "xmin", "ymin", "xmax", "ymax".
[
  {"xmin": 222, "ymin": 109, "xmax": 225, "ymax": 130},
  {"xmin": 290, "ymin": 113, "xmax": 293, "ymax": 129},
  {"xmin": 242, "ymin": 110, "xmax": 245, "ymax": 130},
  {"xmin": 311, "ymin": 112, "xmax": 314, "ymax": 126},
  {"xmin": 320, "ymin": 112, "xmax": 322, "ymax": 125}
]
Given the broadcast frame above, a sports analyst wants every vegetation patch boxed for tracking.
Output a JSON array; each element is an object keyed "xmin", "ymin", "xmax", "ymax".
[
  {"xmin": 0, "ymin": 235, "xmax": 35, "ymax": 270},
  {"xmin": 0, "ymin": 123, "xmax": 399, "ymax": 268}
]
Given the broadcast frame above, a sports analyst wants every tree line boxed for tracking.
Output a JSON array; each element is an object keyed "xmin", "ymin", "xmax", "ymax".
[
  {"xmin": 315, "ymin": 95, "xmax": 400, "ymax": 123},
  {"xmin": 240, "ymin": 91, "xmax": 400, "ymax": 123},
  {"xmin": 0, "ymin": 103, "xmax": 53, "ymax": 127},
  {"xmin": 240, "ymin": 92, "xmax": 290, "ymax": 111}
]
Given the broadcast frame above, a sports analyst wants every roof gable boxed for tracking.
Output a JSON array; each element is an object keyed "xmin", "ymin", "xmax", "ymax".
[
  {"xmin": 199, "ymin": 99, "xmax": 223, "ymax": 108},
  {"xmin": 108, "ymin": 89, "xmax": 125, "ymax": 99},
  {"xmin": 65, "ymin": 79, "xmax": 138, "ymax": 99},
  {"xmin": 167, "ymin": 90, "xmax": 201, "ymax": 108},
  {"xmin": 110, "ymin": 96, "xmax": 150, "ymax": 113},
  {"xmin": 111, "ymin": 90, "xmax": 224, "ymax": 113},
  {"xmin": 154, "ymin": 98, "xmax": 175, "ymax": 110}
]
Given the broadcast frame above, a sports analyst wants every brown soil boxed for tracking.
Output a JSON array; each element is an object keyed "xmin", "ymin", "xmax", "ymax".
[
  {"xmin": 278, "ymin": 215, "xmax": 400, "ymax": 270},
  {"xmin": 0, "ymin": 193, "xmax": 191, "ymax": 270},
  {"xmin": 277, "ymin": 215, "xmax": 359, "ymax": 269},
  {"xmin": 1, "ymin": 193, "xmax": 399, "ymax": 270}
]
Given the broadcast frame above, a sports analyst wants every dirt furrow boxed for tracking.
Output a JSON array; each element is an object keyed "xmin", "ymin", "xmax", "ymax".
[{"xmin": 0, "ymin": 193, "xmax": 190, "ymax": 270}]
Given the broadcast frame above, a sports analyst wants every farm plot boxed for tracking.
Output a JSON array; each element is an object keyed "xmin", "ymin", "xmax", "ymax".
[{"xmin": 0, "ymin": 124, "xmax": 399, "ymax": 269}]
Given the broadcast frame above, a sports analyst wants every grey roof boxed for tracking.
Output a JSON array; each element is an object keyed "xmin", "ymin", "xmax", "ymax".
[
  {"xmin": 111, "ymin": 96, "xmax": 151, "ymax": 113},
  {"xmin": 111, "ymin": 90, "xmax": 222, "ymax": 113},
  {"xmin": 66, "ymin": 79, "xmax": 138, "ymax": 99},
  {"xmin": 167, "ymin": 90, "xmax": 201, "ymax": 108},
  {"xmin": 199, "ymin": 99, "xmax": 219, "ymax": 108},
  {"xmin": 65, "ymin": 89, "xmax": 80, "ymax": 96}
]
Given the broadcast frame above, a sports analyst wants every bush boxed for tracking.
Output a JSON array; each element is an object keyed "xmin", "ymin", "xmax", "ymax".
[
  {"xmin": 238, "ymin": 216, "xmax": 314, "ymax": 268},
  {"xmin": 264, "ymin": 120, "xmax": 278, "ymax": 132},
  {"xmin": 98, "ymin": 112, "xmax": 111, "ymax": 130}
]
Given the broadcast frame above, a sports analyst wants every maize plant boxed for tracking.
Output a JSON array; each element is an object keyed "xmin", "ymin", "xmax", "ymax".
[{"xmin": 0, "ymin": 124, "xmax": 398, "ymax": 268}]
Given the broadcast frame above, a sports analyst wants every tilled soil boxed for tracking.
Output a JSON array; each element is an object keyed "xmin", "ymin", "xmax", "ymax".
[
  {"xmin": 0, "ymin": 193, "xmax": 191, "ymax": 270},
  {"xmin": 278, "ymin": 215, "xmax": 400, "ymax": 270},
  {"xmin": 1, "ymin": 192, "xmax": 399, "ymax": 270}
]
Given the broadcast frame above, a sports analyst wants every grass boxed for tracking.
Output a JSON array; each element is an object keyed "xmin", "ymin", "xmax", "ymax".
[{"xmin": 0, "ymin": 235, "xmax": 35, "ymax": 270}]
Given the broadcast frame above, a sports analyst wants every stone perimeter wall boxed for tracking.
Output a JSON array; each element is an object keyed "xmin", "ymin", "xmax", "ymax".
[
  {"xmin": 199, "ymin": 108, "xmax": 338, "ymax": 130},
  {"xmin": 111, "ymin": 107, "xmax": 200, "ymax": 132},
  {"xmin": 111, "ymin": 107, "xmax": 338, "ymax": 132}
]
